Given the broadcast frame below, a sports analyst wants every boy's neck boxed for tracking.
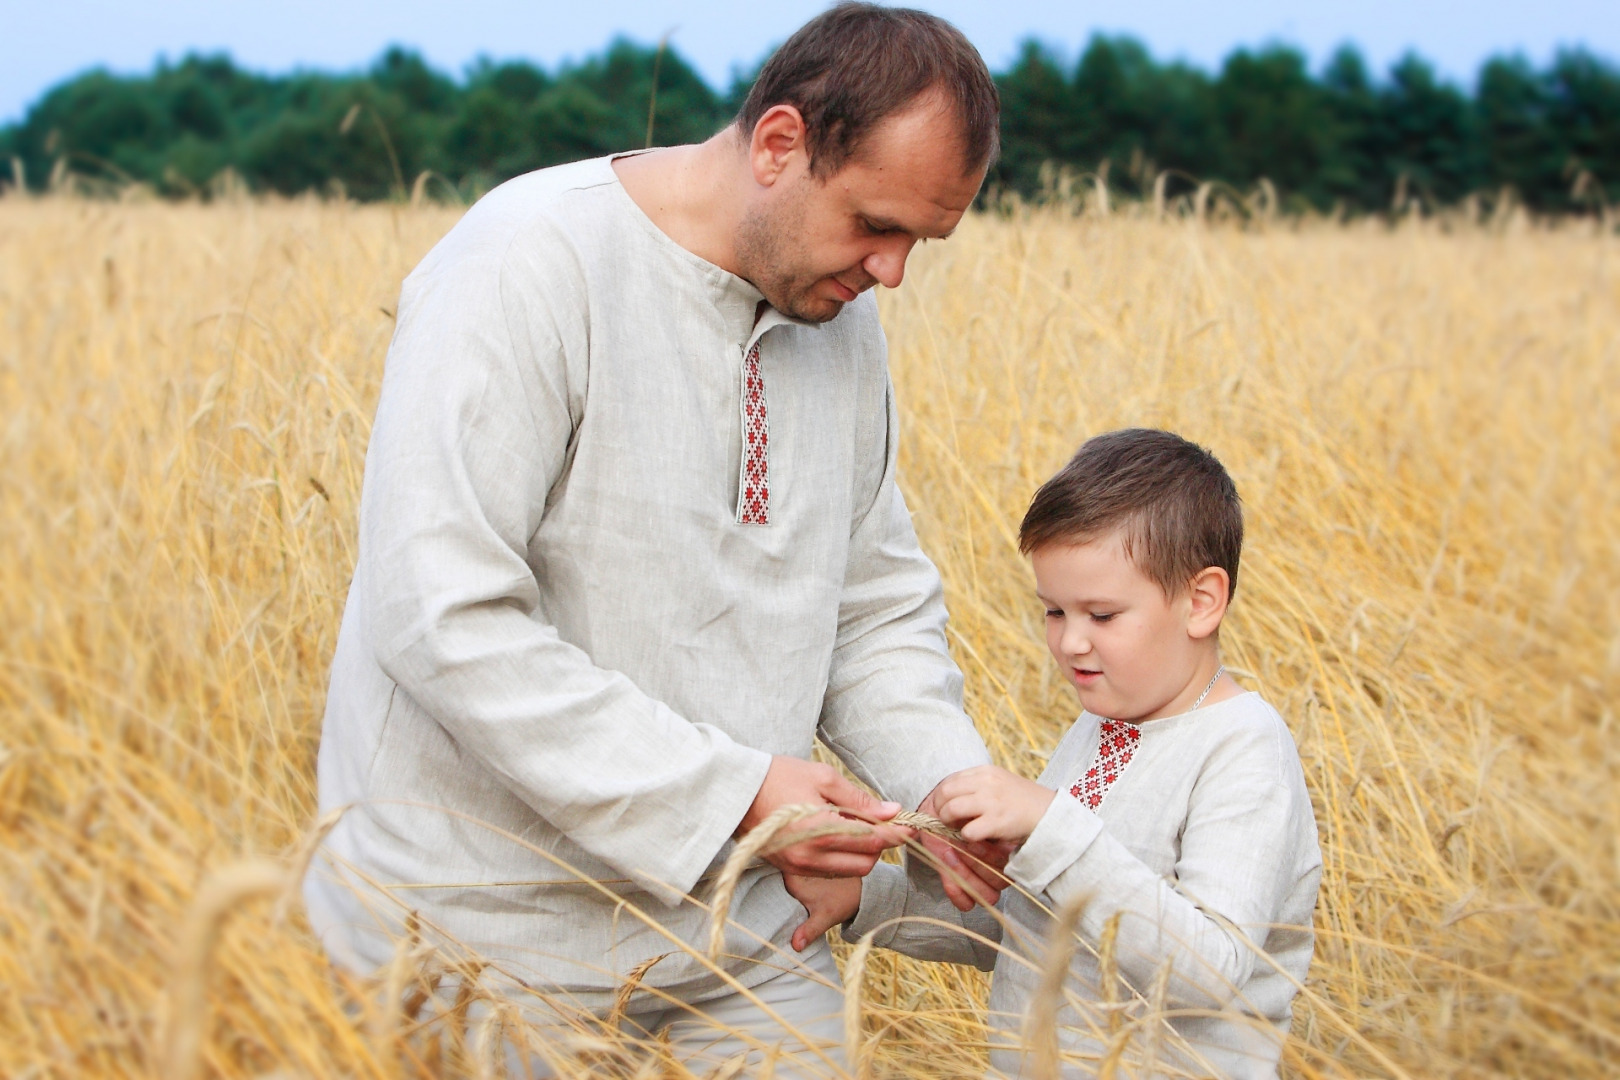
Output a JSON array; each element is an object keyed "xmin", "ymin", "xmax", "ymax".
[{"xmin": 1119, "ymin": 652, "xmax": 1242, "ymax": 724}]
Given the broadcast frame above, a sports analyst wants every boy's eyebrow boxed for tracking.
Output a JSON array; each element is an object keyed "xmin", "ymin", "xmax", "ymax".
[{"xmin": 1036, "ymin": 590, "xmax": 1123, "ymax": 608}]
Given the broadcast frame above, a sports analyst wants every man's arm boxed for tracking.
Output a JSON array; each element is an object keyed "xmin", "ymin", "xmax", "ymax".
[
  {"xmin": 361, "ymin": 243, "xmax": 892, "ymax": 899},
  {"xmin": 814, "ymin": 364, "xmax": 1006, "ymax": 905}
]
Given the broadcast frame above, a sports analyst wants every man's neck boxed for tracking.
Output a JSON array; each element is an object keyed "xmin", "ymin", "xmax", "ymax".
[{"xmin": 612, "ymin": 132, "xmax": 746, "ymax": 276}]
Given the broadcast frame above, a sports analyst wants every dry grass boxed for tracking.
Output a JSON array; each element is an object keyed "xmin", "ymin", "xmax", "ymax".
[{"xmin": 1, "ymin": 192, "xmax": 1616, "ymax": 1078}]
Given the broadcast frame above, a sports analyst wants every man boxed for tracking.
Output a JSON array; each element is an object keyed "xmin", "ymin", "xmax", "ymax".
[{"xmin": 305, "ymin": 4, "xmax": 1004, "ymax": 1071}]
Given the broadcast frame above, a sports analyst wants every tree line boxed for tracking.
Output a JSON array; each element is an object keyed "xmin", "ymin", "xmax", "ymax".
[{"xmin": 2, "ymin": 35, "xmax": 1616, "ymax": 213}]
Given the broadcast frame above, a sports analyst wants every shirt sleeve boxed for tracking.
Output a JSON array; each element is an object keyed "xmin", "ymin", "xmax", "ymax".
[
  {"xmin": 816, "ymin": 338, "xmax": 991, "ymax": 811},
  {"xmin": 359, "ymin": 237, "xmax": 771, "ymax": 902},
  {"xmin": 844, "ymin": 857, "xmax": 1002, "ymax": 970},
  {"xmin": 1003, "ymin": 726, "xmax": 1309, "ymax": 1010}
]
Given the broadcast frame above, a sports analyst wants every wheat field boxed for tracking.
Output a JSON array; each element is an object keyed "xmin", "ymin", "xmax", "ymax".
[{"xmin": 1, "ymin": 191, "xmax": 1617, "ymax": 1079}]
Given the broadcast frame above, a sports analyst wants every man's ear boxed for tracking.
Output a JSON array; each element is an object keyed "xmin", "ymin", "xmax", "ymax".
[
  {"xmin": 1186, "ymin": 566, "xmax": 1231, "ymax": 640},
  {"xmin": 748, "ymin": 104, "xmax": 811, "ymax": 187}
]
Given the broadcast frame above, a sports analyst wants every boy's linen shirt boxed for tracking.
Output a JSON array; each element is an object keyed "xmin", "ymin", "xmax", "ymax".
[
  {"xmin": 303, "ymin": 155, "xmax": 990, "ymax": 1008},
  {"xmin": 849, "ymin": 692, "xmax": 1323, "ymax": 1079}
]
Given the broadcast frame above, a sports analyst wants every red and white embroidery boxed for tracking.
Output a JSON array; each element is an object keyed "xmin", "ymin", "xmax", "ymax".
[
  {"xmin": 1069, "ymin": 720, "xmax": 1141, "ymax": 810},
  {"xmin": 737, "ymin": 341, "xmax": 770, "ymax": 526}
]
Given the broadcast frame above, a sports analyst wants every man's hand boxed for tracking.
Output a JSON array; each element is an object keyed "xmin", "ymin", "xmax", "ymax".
[
  {"xmin": 783, "ymin": 873, "xmax": 863, "ymax": 952},
  {"xmin": 916, "ymin": 780, "xmax": 1017, "ymax": 912},
  {"xmin": 737, "ymin": 755, "xmax": 911, "ymax": 878},
  {"xmin": 931, "ymin": 765, "xmax": 1056, "ymax": 843}
]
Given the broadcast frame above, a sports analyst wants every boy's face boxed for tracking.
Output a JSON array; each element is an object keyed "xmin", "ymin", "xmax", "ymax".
[{"xmin": 1031, "ymin": 532, "xmax": 1219, "ymax": 724}]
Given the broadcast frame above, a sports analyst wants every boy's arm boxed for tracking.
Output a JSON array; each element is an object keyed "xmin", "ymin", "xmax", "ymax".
[
  {"xmin": 1003, "ymin": 727, "xmax": 1315, "ymax": 1010},
  {"xmin": 784, "ymin": 873, "xmax": 863, "ymax": 951},
  {"xmin": 839, "ymin": 857, "xmax": 1002, "ymax": 970}
]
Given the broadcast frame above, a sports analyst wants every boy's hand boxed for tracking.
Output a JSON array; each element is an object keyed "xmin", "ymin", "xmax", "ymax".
[
  {"xmin": 932, "ymin": 765, "xmax": 1056, "ymax": 844},
  {"xmin": 916, "ymin": 785, "xmax": 1014, "ymax": 911},
  {"xmin": 783, "ymin": 872, "xmax": 863, "ymax": 952}
]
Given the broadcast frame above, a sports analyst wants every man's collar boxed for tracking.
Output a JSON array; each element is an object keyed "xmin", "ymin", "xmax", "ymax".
[{"xmin": 745, "ymin": 303, "xmax": 820, "ymax": 353}]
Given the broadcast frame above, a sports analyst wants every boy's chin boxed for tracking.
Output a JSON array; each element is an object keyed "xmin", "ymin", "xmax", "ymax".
[
  {"xmin": 1075, "ymin": 687, "xmax": 1119, "ymax": 718},
  {"xmin": 1077, "ymin": 689, "xmax": 1152, "ymax": 724}
]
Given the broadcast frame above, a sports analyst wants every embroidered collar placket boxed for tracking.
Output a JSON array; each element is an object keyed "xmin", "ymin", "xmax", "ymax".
[
  {"xmin": 1070, "ymin": 720, "xmax": 1141, "ymax": 809},
  {"xmin": 1069, "ymin": 669, "xmax": 1227, "ymax": 810},
  {"xmin": 737, "ymin": 341, "xmax": 770, "ymax": 525}
]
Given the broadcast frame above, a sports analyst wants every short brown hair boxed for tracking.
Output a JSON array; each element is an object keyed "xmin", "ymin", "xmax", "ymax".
[
  {"xmin": 1019, "ymin": 429, "xmax": 1245, "ymax": 600},
  {"xmin": 735, "ymin": 3, "xmax": 1000, "ymax": 177}
]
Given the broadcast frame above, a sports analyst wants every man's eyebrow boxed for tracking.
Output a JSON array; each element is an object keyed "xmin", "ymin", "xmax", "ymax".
[{"xmin": 866, "ymin": 214, "xmax": 954, "ymax": 241}]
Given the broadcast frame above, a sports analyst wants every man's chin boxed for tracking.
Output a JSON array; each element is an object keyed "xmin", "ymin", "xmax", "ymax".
[{"xmin": 773, "ymin": 293, "xmax": 845, "ymax": 325}]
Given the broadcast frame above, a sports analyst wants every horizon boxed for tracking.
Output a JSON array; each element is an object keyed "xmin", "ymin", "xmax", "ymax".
[{"xmin": 6, "ymin": 0, "xmax": 1617, "ymax": 125}]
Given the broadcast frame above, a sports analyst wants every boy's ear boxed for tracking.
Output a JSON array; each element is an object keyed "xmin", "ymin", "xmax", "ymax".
[{"xmin": 1186, "ymin": 566, "xmax": 1230, "ymax": 640}]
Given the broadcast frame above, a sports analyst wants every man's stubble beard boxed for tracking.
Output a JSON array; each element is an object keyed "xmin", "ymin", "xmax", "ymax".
[{"xmin": 734, "ymin": 184, "xmax": 844, "ymax": 325}]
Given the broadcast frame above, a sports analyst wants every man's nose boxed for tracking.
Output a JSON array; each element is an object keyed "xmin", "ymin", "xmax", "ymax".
[{"xmin": 863, "ymin": 237, "xmax": 915, "ymax": 290}]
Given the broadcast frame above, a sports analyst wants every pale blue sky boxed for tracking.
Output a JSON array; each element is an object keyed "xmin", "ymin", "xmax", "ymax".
[{"xmin": 5, "ymin": 1, "xmax": 1616, "ymax": 124}]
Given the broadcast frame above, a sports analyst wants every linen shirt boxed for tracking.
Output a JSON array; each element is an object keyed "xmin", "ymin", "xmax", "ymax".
[
  {"xmin": 848, "ymin": 692, "xmax": 1322, "ymax": 1079},
  {"xmin": 303, "ymin": 155, "xmax": 991, "ymax": 1008}
]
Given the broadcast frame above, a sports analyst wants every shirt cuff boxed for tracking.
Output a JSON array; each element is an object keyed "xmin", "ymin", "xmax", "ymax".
[
  {"xmin": 1004, "ymin": 794, "xmax": 1106, "ymax": 896},
  {"xmin": 634, "ymin": 741, "xmax": 774, "ymax": 905},
  {"xmin": 844, "ymin": 861, "xmax": 908, "ymax": 948}
]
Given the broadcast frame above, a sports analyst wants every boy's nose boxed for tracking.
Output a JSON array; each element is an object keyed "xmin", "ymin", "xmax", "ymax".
[{"xmin": 1062, "ymin": 627, "xmax": 1092, "ymax": 657}]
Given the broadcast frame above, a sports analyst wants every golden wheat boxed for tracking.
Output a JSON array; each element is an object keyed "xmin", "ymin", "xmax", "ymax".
[{"xmin": 1, "ymin": 191, "xmax": 1616, "ymax": 1078}]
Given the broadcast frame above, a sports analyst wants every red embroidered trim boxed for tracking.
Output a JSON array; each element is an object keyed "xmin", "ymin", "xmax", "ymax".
[
  {"xmin": 738, "ymin": 341, "xmax": 770, "ymax": 525},
  {"xmin": 1069, "ymin": 720, "xmax": 1141, "ymax": 810}
]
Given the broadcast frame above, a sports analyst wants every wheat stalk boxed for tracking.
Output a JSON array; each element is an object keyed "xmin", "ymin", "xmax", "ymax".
[
  {"xmin": 889, "ymin": 808, "xmax": 965, "ymax": 841},
  {"xmin": 1024, "ymin": 892, "xmax": 1090, "ymax": 1080},
  {"xmin": 843, "ymin": 931, "xmax": 878, "ymax": 1079},
  {"xmin": 608, "ymin": 952, "xmax": 673, "ymax": 1029},
  {"xmin": 163, "ymin": 859, "xmax": 290, "ymax": 1080}
]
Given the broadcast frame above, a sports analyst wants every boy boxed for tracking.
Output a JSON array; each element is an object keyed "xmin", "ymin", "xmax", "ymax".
[{"xmin": 787, "ymin": 428, "xmax": 1322, "ymax": 1078}]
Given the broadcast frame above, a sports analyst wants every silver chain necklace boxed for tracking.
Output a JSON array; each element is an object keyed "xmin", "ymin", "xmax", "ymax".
[{"xmin": 1191, "ymin": 665, "xmax": 1226, "ymax": 712}]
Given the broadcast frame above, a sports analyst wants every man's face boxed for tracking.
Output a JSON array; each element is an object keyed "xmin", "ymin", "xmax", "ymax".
[{"xmin": 736, "ymin": 97, "xmax": 986, "ymax": 323}]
